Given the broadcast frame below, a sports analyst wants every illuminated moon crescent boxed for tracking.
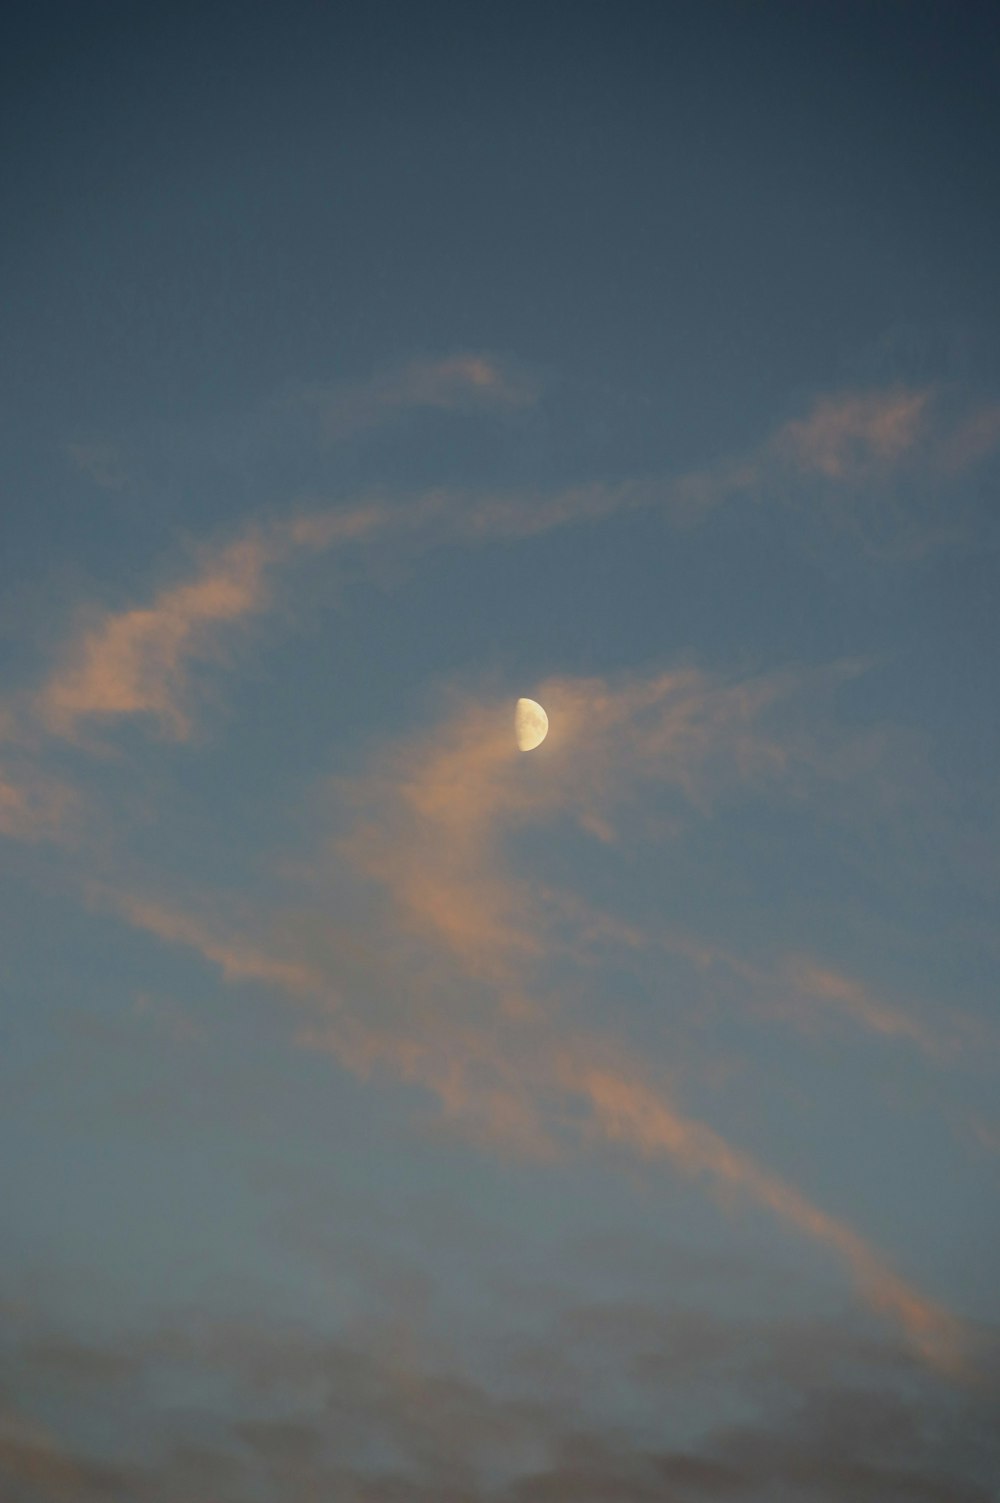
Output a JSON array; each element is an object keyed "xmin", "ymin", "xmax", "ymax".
[{"xmin": 515, "ymin": 697, "xmax": 548, "ymax": 751}]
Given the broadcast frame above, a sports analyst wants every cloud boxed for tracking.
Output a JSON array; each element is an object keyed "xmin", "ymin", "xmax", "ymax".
[
  {"xmin": 336, "ymin": 663, "xmax": 879, "ymax": 1000},
  {"xmin": 779, "ymin": 958, "xmax": 953, "ymax": 1058},
  {"xmin": 34, "ymin": 531, "xmax": 283, "ymax": 742},
  {"xmin": 107, "ymin": 892, "xmax": 327, "ymax": 998},
  {"xmin": 103, "ymin": 667, "xmax": 970, "ymax": 1369},
  {"xmin": 668, "ymin": 383, "xmax": 1000, "ymax": 553},
  {"xmin": 318, "ymin": 670, "xmax": 971, "ymax": 1368},
  {"xmin": 20, "ymin": 479, "xmax": 637, "ymax": 751},
  {"xmin": 66, "ymin": 439, "xmax": 129, "ymax": 491},
  {"xmin": 0, "ymin": 764, "xmax": 77, "ymax": 843},
  {"xmin": 301, "ymin": 352, "xmax": 541, "ymax": 441},
  {"xmin": 773, "ymin": 388, "xmax": 932, "ymax": 481},
  {"xmin": 630, "ymin": 933, "xmax": 970, "ymax": 1064},
  {"xmin": 565, "ymin": 1056, "xmax": 962, "ymax": 1373},
  {"xmin": 2, "ymin": 1300, "xmax": 997, "ymax": 1503},
  {"xmin": 26, "ymin": 370, "xmax": 1000, "ymax": 753},
  {"xmin": 0, "ymin": 1405, "xmax": 127, "ymax": 1503}
]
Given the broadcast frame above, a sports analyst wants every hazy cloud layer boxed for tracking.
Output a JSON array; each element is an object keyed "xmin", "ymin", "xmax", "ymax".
[
  {"xmin": 2, "ymin": 1293, "xmax": 996, "ymax": 1503},
  {"xmin": 9, "ymin": 368, "xmax": 997, "ymax": 764},
  {"xmin": 1, "ymin": 354, "xmax": 997, "ymax": 1498},
  {"xmin": 96, "ymin": 663, "xmax": 970, "ymax": 1369}
]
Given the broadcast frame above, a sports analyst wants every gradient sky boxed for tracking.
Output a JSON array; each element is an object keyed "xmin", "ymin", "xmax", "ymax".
[{"xmin": 2, "ymin": 3, "xmax": 1000, "ymax": 1499}]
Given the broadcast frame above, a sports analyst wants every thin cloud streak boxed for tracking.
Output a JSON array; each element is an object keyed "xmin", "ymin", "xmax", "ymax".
[
  {"xmin": 329, "ymin": 670, "xmax": 971, "ymax": 1369},
  {"xmin": 20, "ymin": 373, "xmax": 999, "ymax": 753},
  {"xmin": 106, "ymin": 891, "xmax": 328, "ymax": 999},
  {"xmin": 105, "ymin": 668, "xmax": 970, "ymax": 1370},
  {"xmin": 774, "ymin": 387, "xmax": 932, "ymax": 481},
  {"xmin": 565, "ymin": 1058, "xmax": 963, "ymax": 1373},
  {"xmin": 35, "ymin": 530, "xmax": 284, "ymax": 742},
  {"xmin": 20, "ymin": 484, "xmax": 649, "ymax": 752},
  {"xmin": 109, "ymin": 877, "xmax": 967, "ymax": 1373},
  {"xmin": 0, "ymin": 765, "xmax": 77, "ymax": 843},
  {"xmin": 539, "ymin": 898, "xmax": 975, "ymax": 1065},
  {"xmin": 299, "ymin": 352, "xmax": 541, "ymax": 441},
  {"xmin": 781, "ymin": 957, "xmax": 953, "ymax": 1058}
]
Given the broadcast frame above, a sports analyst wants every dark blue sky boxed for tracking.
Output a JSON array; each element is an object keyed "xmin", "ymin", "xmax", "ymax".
[{"xmin": 1, "ymin": 5, "xmax": 999, "ymax": 1499}]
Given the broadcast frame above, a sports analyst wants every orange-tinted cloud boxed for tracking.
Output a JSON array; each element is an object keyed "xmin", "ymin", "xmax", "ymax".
[
  {"xmin": 773, "ymin": 388, "xmax": 931, "ymax": 481},
  {"xmin": 302, "ymin": 352, "xmax": 540, "ymax": 441},
  {"xmin": 29, "ymin": 373, "xmax": 998, "ymax": 751},
  {"xmin": 23, "ymin": 484, "xmax": 644, "ymax": 749},
  {"xmin": 780, "ymin": 957, "xmax": 951, "ymax": 1058},
  {"xmin": 667, "ymin": 383, "xmax": 1000, "ymax": 553},
  {"xmin": 338, "ymin": 667, "xmax": 805, "ymax": 1001},
  {"xmin": 36, "ymin": 530, "xmax": 285, "ymax": 741},
  {"xmin": 104, "ymin": 668, "xmax": 970, "ymax": 1369},
  {"xmin": 564, "ymin": 1055, "xmax": 964, "ymax": 1373},
  {"xmin": 0, "ymin": 765, "xmax": 77, "ymax": 843},
  {"xmin": 109, "ymin": 892, "xmax": 326, "ymax": 998},
  {"xmin": 108, "ymin": 874, "xmax": 966, "ymax": 1372}
]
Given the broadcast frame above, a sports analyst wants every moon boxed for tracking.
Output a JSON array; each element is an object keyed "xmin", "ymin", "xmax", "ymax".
[{"xmin": 515, "ymin": 697, "xmax": 548, "ymax": 751}]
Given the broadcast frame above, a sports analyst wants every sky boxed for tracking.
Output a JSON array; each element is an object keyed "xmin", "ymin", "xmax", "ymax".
[{"xmin": 2, "ymin": 2, "xmax": 1000, "ymax": 1498}]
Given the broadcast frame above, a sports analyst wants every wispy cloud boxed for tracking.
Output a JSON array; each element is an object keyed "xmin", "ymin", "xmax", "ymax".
[
  {"xmin": 0, "ymin": 764, "xmax": 78, "ymax": 843},
  {"xmin": 66, "ymin": 439, "xmax": 129, "ymax": 492},
  {"xmin": 670, "ymin": 383, "xmax": 1000, "ymax": 553},
  {"xmin": 15, "ymin": 476, "xmax": 649, "ymax": 754},
  {"xmin": 565, "ymin": 1054, "xmax": 962, "ymax": 1371},
  {"xmin": 317, "ymin": 671, "xmax": 973, "ymax": 1368},
  {"xmin": 107, "ymin": 892, "xmax": 327, "ymax": 998},
  {"xmin": 300, "ymin": 352, "xmax": 540, "ymax": 441},
  {"xmin": 34, "ymin": 530, "xmax": 286, "ymax": 742},
  {"xmin": 103, "ymin": 669, "xmax": 970, "ymax": 1370},
  {"xmin": 4, "ymin": 1268, "xmax": 992, "ymax": 1502},
  {"xmin": 779, "ymin": 957, "xmax": 954, "ymax": 1058},
  {"xmin": 24, "ymin": 369, "xmax": 999, "ymax": 755},
  {"xmin": 773, "ymin": 387, "xmax": 932, "ymax": 481}
]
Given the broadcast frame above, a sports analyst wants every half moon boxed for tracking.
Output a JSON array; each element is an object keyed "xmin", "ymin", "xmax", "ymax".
[{"xmin": 515, "ymin": 697, "xmax": 548, "ymax": 751}]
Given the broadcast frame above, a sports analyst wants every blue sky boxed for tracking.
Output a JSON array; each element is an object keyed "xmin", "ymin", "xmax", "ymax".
[{"xmin": 2, "ymin": 3, "xmax": 999, "ymax": 1498}]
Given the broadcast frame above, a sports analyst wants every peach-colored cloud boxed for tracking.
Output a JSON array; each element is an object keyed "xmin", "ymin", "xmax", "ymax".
[
  {"xmin": 589, "ymin": 914, "xmax": 979, "ymax": 1067},
  {"xmin": 108, "ymin": 874, "xmax": 966, "ymax": 1372},
  {"xmin": 109, "ymin": 891, "xmax": 326, "ymax": 997},
  {"xmin": 36, "ymin": 531, "xmax": 285, "ymax": 741},
  {"xmin": 327, "ymin": 678, "xmax": 968, "ymax": 1366},
  {"xmin": 30, "ymin": 375, "xmax": 995, "ymax": 750},
  {"xmin": 338, "ymin": 668, "xmax": 805, "ymax": 1003},
  {"xmin": 773, "ymin": 388, "xmax": 931, "ymax": 481},
  {"xmin": 666, "ymin": 384, "xmax": 999, "ymax": 553},
  {"xmin": 780, "ymin": 957, "xmax": 951, "ymax": 1058},
  {"xmin": 303, "ymin": 352, "xmax": 540, "ymax": 441},
  {"xmin": 102, "ymin": 668, "xmax": 970, "ymax": 1369},
  {"xmin": 0, "ymin": 765, "xmax": 77, "ymax": 843},
  {"xmin": 566, "ymin": 1057, "xmax": 964, "ymax": 1372},
  {"xmin": 22, "ymin": 484, "xmax": 646, "ymax": 750}
]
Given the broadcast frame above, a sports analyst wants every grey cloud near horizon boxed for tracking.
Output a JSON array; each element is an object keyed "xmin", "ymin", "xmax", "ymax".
[{"xmin": 3, "ymin": 1296, "xmax": 997, "ymax": 1503}]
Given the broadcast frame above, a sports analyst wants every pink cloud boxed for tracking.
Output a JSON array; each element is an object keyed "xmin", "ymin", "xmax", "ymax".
[
  {"xmin": 0, "ymin": 765, "xmax": 77, "ymax": 843},
  {"xmin": 773, "ymin": 388, "xmax": 931, "ymax": 481},
  {"xmin": 302, "ymin": 352, "xmax": 540, "ymax": 441},
  {"xmin": 36, "ymin": 531, "xmax": 283, "ymax": 741},
  {"xmin": 103, "ymin": 668, "xmax": 971, "ymax": 1370}
]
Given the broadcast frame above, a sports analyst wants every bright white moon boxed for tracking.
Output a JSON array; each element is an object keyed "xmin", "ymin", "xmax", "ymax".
[{"xmin": 515, "ymin": 697, "xmax": 548, "ymax": 751}]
